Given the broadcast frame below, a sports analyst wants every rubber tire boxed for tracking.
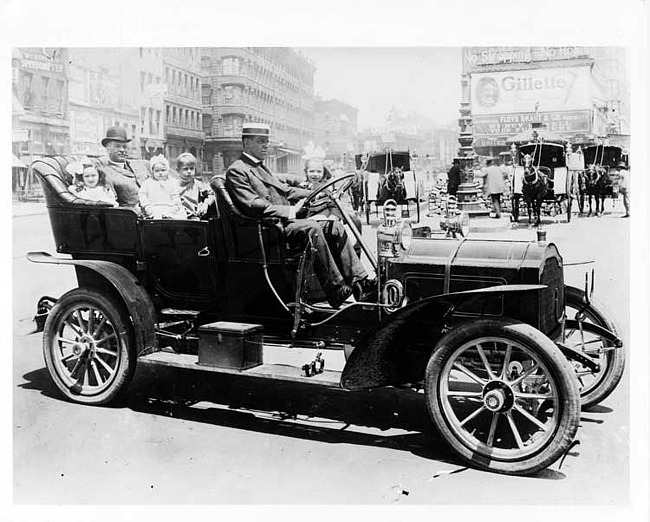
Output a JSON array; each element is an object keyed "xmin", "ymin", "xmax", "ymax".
[
  {"xmin": 564, "ymin": 286, "xmax": 625, "ymax": 409},
  {"xmin": 43, "ymin": 288, "xmax": 136, "ymax": 406},
  {"xmin": 425, "ymin": 319, "xmax": 580, "ymax": 476}
]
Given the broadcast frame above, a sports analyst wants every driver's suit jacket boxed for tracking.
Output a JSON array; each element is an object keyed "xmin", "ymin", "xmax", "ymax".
[{"xmin": 225, "ymin": 154, "xmax": 310, "ymax": 220}]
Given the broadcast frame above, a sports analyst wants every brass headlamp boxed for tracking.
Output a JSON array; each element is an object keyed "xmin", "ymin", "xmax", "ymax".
[{"xmin": 377, "ymin": 199, "xmax": 413, "ymax": 258}]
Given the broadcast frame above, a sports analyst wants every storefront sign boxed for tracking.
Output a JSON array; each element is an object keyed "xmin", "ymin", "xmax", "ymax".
[
  {"xmin": 464, "ymin": 47, "xmax": 591, "ymax": 69},
  {"xmin": 472, "ymin": 66, "xmax": 591, "ymax": 115},
  {"xmin": 20, "ymin": 58, "xmax": 63, "ymax": 73},
  {"xmin": 473, "ymin": 110, "xmax": 591, "ymax": 137}
]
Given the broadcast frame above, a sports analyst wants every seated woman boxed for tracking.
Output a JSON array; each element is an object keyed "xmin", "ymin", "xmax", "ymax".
[
  {"xmin": 175, "ymin": 152, "xmax": 215, "ymax": 219},
  {"xmin": 139, "ymin": 155, "xmax": 187, "ymax": 220},
  {"xmin": 302, "ymin": 156, "xmax": 363, "ymax": 256},
  {"xmin": 67, "ymin": 160, "xmax": 118, "ymax": 206}
]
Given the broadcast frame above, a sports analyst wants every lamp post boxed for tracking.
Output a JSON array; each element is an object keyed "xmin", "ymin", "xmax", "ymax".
[{"xmin": 455, "ymin": 73, "xmax": 489, "ymax": 216}]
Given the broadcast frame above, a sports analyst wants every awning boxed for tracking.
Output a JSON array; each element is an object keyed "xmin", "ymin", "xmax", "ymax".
[
  {"xmin": 13, "ymin": 154, "xmax": 27, "ymax": 169},
  {"xmin": 508, "ymin": 129, "xmax": 566, "ymax": 144},
  {"xmin": 277, "ymin": 147, "xmax": 301, "ymax": 156}
]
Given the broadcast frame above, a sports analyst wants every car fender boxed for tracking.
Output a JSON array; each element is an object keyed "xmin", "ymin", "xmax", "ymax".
[
  {"xmin": 340, "ymin": 284, "xmax": 546, "ymax": 390},
  {"xmin": 27, "ymin": 251, "xmax": 157, "ymax": 356}
]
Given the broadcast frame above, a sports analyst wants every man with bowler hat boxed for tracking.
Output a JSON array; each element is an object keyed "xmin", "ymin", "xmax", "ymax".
[
  {"xmin": 447, "ymin": 158, "xmax": 461, "ymax": 196},
  {"xmin": 100, "ymin": 126, "xmax": 146, "ymax": 211},
  {"xmin": 224, "ymin": 123, "xmax": 375, "ymax": 309}
]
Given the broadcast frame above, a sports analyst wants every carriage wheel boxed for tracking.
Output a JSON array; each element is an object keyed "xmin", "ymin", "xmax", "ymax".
[
  {"xmin": 43, "ymin": 288, "xmax": 136, "ymax": 405},
  {"xmin": 563, "ymin": 286, "xmax": 625, "ymax": 409},
  {"xmin": 425, "ymin": 319, "xmax": 580, "ymax": 475}
]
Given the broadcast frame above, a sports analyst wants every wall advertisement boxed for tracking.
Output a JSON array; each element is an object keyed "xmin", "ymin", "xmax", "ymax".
[
  {"xmin": 473, "ymin": 110, "xmax": 591, "ymax": 138},
  {"xmin": 463, "ymin": 47, "xmax": 591, "ymax": 71},
  {"xmin": 471, "ymin": 66, "xmax": 592, "ymax": 116}
]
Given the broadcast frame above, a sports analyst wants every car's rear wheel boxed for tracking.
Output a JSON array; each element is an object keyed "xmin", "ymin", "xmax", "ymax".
[
  {"xmin": 425, "ymin": 319, "xmax": 580, "ymax": 475},
  {"xmin": 43, "ymin": 288, "xmax": 136, "ymax": 405},
  {"xmin": 564, "ymin": 286, "xmax": 625, "ymax": 409}
]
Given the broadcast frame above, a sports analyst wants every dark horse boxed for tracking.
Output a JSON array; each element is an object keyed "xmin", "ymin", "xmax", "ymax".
[
  {"xmin": 580, "ymin": 164, "xmax": 609, "ymax": 216},
  {"xmin": 521, "ymin": 154, "xmax": 549, "ymax": 227},
  {"xmin": 377, "ymin": 167, "xmax": 407, "ymax": 204}
]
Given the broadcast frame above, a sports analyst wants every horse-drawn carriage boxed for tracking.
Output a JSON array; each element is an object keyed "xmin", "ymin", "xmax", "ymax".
[
  {"xmin": 579, "ymin": 144, "xmax": 626, "ymax": 216},
  {"xmin": 355, "ymin": 150, "xmax": 420, "ymax": 224},
  {"xmin": 511, "ymin": 140, "xmax": 569, "ymax": 225}
]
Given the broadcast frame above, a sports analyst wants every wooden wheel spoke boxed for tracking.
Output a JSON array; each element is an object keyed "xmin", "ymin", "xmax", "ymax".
[
  {"xmin": 452, "ymin": 361, "xmax": 487, "ymax": 386},
  {"xmin": 90, "ymin": 360, "xmax": 105, "ymax": 386},
  {"xmin": 505, "ymin": 411, "xmax": 525, "ymax": 449},
  {"xmin": 515, "ymin": 391, "xmax": 552, "ymax": 400},
  {"xmin": 96, "ymin": 333, "xmax": 117, "ymax": 346},
  {"xmin": 94, "ymin": 354, "xmax": 116, "ymax": 375},
  {"xmin": 74, "ymin": 309, "xmax": 88, "ymax": 334},
  {"xmin": 447, "ymin": 390, "xmax": 483, "ymax": 398},
  {"xmin": 96, "ymin": 346, "xmax": 118, "ymax": 357},
  {"xmin": 510, "ymin": 362, "xmax": 540, "ymax": 387},
  {"xmin": 459, "ymin": 404, "xmax": 487, "ymax": 427},
  {"xmin": 63, "ymin": 317, "xmax": 84, "ymax": 337},
  {"xmin": 92, "ymin": 316, "xmax": 108, "ymax": 338},
  {"xmin": 500, "ymin": 344, "xmax": 513, "ymax": 379},
  {"xmin": 57, "ymin": 336, "xmax": 79, "ymax": 346},
  {"xmin": 476, "ymin": 343, "xmax": 497, "ymax": 379},
  {"xmin": 513, "ymin": 403, "xmax": 549, "ymax": 432},
  {"xmin": 486, "ymin": 412, "xmax": 500, "ymax": 447},
  {"xmin": 60, "ymin": 352, "xmax": 79, "ymax": 363}
]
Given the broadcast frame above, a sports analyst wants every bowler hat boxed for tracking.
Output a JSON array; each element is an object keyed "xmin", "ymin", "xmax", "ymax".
[
  {"xmin": 101, "ymin": 126, "xmax": 132, "ymax": 147},
  {"xmin": 242, "ymin": 123, "xmax": 270, "ymax": 137},
  {"xmin": 617, "ymin": 161, "xmax": 627, "ymax": 168}
]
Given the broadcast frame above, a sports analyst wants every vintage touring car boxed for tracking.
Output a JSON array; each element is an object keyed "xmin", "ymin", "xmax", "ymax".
[{"xmin": 27, "ymin": 156, "xmax": 624, "ymax": 476}]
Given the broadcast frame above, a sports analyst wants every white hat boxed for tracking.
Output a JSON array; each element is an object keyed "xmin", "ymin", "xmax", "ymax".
[{"xmin": 242, "ymin": 123, "xmax": 270, "ymax": 137}]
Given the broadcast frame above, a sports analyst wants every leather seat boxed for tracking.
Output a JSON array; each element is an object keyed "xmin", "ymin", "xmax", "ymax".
[{"xmin": 210, "ymin": 175, "xmax": 302, "ymax": 264}]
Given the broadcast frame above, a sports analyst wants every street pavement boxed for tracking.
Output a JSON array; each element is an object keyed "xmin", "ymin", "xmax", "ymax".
[{"xmin": 10, "ymin": 198, "xmax": 638, "ymax": 509}]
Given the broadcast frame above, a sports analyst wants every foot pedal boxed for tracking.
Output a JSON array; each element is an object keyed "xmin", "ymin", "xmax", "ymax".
[{"xmin": 302, "ymin": 352, "xmax": 325, "ymax": 377}]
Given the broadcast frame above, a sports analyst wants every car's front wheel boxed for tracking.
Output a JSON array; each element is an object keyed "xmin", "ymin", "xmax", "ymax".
[
  {"xmin": 43, "ymin": 288, "xmax": 136, "ymax": 405},
  {"xmin": 425, "ymin": 319, "xmax": 580, "ymax": 475}
]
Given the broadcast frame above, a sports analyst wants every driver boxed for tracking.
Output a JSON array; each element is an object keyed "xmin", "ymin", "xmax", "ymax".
[{"xmin": 225, "ymin": 123, "xmax": 376, "ymax": 308}]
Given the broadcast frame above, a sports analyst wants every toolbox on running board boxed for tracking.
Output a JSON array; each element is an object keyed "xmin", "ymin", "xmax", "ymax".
[{"xmin": 197, "ymin": 321, "xmax": 263, "ymax": 370}]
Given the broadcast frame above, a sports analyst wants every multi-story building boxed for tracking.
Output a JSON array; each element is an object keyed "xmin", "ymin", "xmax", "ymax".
[
  {"xmin": 66, "ymin": 48, "xmax": 140, "ymax": 158},
  {"xmin": 461, "ymin": 46, "xmax": 631, "ymax": 157},
  {"xmin": 138, "ymin": 48, "xmax": 165, "ymax": 159},
  {"xmin": 313, "ymin": 97, "xmax": 358, "ymax": 165},
  {"xmin": 162, "ymin": 48, "xmax": 204, "ymax": 171},
  {"xmin": 201, "ymin": 47, "xmax": 316, "ymax": 176},
  {"xmin": 12, "ymin": 48, "xmax": 69, "ymax": 160}
]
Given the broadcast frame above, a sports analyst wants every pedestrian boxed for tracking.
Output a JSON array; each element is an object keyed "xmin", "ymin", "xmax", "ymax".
[
  {"xmin": 617, "ymin": 162, "xmax": 629, "ymax": 218},
  {"xmin": 482, "ymin": 158, "xmax": 507, "ymax": 218},
  {"xmin": 447, "ymin": 158, "xmax": 461, "ymax": 196},
  {"xmin": 225, "ymin": 123, "xmax": 376, "ymax": 308},
  {"xmin": 139, "ymin": 155, "xmax": 187, "ymax": 220},
  {"xmin": 99, "ymin": 126, "xmax": 147, "ymax": 212}
]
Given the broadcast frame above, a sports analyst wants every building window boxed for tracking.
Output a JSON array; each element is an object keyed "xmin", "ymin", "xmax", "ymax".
[
  {"xmin": 148, "ymin": 107, "xmax": 154, "ymax": 135},
  {"xmin": 172, "ymin": 107, "xmax": 177, "ymax": 125},
  {"xmin": 147, "ymin": 72, "xmax": 153, "ymax": 85},
  {"xmin": 22, "ymin": 72, "xmax": 33, "ymax": 108},
  {"xmin": 156, "ymin": 110, "xmax": 161, "ymax": 136},
  {"xmin": 41, "ymin": 76, "xmax": 50, "ymax": 109},
  {"xmin": 166, "ymin": 105, "xmax": 170, "ymax": 123},
  {"xmin": 55, "ymin": 79, "xmax": 64, "ymax": 112},
  {"xmin": 141, "ymin": 107, "xmax": 146, "ymax": 129},
  {"xmin": 222, "ymin": 57, "xmax": 240, "ymax": 75},
  {"xmin": 140, "ymin": 72, "xmax": 145, "ymax": 93}
]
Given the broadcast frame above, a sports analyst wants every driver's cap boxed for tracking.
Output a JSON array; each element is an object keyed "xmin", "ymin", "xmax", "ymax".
[{"xmin": 242, "ymin": 123, "xmax": 270, "ymax": 137}]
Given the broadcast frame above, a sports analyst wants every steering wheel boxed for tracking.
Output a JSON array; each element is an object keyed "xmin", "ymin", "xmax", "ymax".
[{"xmin": 301, "ymin": 172, "xmax": 356, "ymax": 208}]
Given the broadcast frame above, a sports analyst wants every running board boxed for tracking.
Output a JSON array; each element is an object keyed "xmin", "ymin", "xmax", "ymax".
[{"xmin": 139, "ymin": 351, "xmax": 343, "ymax": 388}]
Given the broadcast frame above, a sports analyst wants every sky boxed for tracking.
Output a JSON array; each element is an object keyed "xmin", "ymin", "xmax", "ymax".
[{"xmin": 300, "ymin": 48, "xmax": 462, "ymax": 130}]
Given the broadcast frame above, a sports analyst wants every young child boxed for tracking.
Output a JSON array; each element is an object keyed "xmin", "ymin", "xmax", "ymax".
[
  {"xmin": 66, "ymin": 161, "xmax": 118, "ymax": 206},
  {"xmin": 175, "ymin": 152, "xmax": 214, "ymax": 219},
  {"xmin": 139, "ymin": 155, "xmax": 186, "ymax": 219}
]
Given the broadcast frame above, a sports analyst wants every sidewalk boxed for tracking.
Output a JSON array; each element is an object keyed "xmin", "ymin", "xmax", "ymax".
[{"xmin": 13, "ymin": 199, "xmax": 47, "ymax": 218}]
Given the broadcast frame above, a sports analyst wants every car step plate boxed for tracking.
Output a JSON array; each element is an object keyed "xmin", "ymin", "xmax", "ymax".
[{"xmin": 139, "ymin": 351, "xmax": 343, "ymax": 387}]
